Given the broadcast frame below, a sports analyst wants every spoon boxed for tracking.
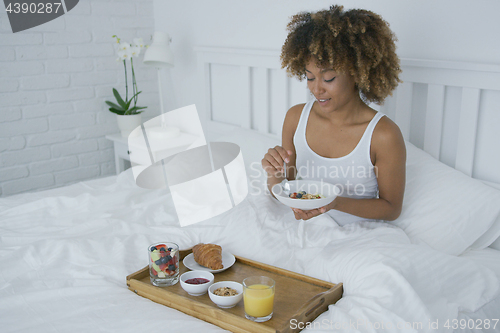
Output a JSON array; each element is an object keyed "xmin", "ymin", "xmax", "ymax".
[{"xmin": 280, "ymin": 161, "xmax": 290, "ymax": 196}]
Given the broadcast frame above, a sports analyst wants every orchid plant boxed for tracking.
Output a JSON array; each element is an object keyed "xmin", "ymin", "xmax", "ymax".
[{"xmin": 105, "ymin": 35, "xmax": 147, "ymax": 115}]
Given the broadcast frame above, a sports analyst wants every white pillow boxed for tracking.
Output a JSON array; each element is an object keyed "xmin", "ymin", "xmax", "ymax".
[
  {"xmin": 390, "ymin": 142, "xmax": 500, "ymax": 255},
  {"xmin": 490, "ymin": 236, "xmax": 500, "ymax": 251},
  {"xmin": 476, "ymin": 181, "xmax": 500, "ymax": 251}
]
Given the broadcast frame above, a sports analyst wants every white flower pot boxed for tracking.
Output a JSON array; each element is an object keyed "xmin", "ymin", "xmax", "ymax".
[{"xmin": 116, "ymin": 114, "xmax": 142, "ymax": 138}]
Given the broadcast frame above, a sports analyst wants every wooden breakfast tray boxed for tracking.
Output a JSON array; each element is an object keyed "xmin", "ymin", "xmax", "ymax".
[{"xmin": 126, "ymin": 249, "xmax": 343, "ymax": 333}]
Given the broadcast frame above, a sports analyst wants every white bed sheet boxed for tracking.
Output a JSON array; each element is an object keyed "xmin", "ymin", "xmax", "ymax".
[
  {"xmin": 454, "ymin": 248, "xmax": 500, "ymax": 333},
  {"xmin": 0, "ymin": 169, "xmax": 499, "ymax": 333}
]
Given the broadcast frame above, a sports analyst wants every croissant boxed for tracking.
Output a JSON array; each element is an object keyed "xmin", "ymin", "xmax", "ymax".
[{"xmin": 192, "ymin": 243, "xmax": 223, "ymax": 270}]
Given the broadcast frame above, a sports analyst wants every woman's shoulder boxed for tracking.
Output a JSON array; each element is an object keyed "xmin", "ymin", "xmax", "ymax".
[
  {"xmin": 372, "ymin": 114, "xmax": 406, "ymax": 156},
  {"xmin": 283, "ymin": 103, "xmax": 306, "ymax": 130},
  {"xmin": 373, "ymin": 114, "xmax": 402, "ymax": 139},
  {"xmin": 281, "ymin": 103, "xmax": 306, "ymax": 141},
  {"xmin": 287, "ymin": 103, "xmax": 306, "ymax": 118}
]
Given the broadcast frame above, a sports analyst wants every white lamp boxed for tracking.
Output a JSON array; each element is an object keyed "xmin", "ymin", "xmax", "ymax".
[{"xmin": 143, "ymin": 32, "xmax": 179, "ymax": 139}]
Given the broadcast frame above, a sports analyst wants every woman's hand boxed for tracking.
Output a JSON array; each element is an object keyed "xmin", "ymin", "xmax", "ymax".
[
  {"xmin": 291, "ymin": 198, "xmax": 337, "ymax": 220},
  {"xmin": 292, "ymin": 207, "xmax": 325, "ymax": 220},
  {"xmin": 261, "ymin": 146, "xmax": 292, "ymax": 177}
]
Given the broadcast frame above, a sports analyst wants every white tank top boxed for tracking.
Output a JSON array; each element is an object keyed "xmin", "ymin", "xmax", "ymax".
[{"xmin": 293, "ymin": 99, "xmax": 385, "ymax": 226}]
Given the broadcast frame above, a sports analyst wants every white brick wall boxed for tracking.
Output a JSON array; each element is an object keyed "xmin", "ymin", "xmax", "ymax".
[{"xmin": 0, "ymin": 0, "xmax": 158, "ymax": 197}]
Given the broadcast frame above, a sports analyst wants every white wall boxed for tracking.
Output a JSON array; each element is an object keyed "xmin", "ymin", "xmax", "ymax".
[
  {"xmin": 0, "ymin": 0, "xmax": 159, "ymax": 197},
  {"xmin": 155, "ymin": 0, "xmax": 500, "ymax": 62},
  {"xmin": 153, "ymin": 0, "xmax": 500, "ymax": 117},
  {"xmin": 1, "ymin": 0, "xmax": 498, "ymax": 196}
]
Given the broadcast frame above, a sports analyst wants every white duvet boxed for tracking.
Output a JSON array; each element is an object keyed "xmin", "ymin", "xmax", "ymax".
[{"xmin": 0, "ymin": 169, "xmax": 499, "ymax": 333}]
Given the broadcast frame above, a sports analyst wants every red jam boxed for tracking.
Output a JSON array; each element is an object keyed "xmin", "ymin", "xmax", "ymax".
[{"xmin": 185, "ymin": 278, "xmax": 210, "ymax": 285}]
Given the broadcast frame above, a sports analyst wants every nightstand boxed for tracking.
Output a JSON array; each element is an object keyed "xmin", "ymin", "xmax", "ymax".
[{"xmin": 105, "ymin": 132, "xmax": 200, "ymax": 174}]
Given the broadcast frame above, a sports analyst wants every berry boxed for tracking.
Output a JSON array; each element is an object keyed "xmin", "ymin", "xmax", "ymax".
[
  {"xmin": 167, "ymin": 247, "xmax": 173, "ymax": 251},
  {"xmin": 150, "ymin": 246, "xmax": 157, "ymax": 252},
  {"xmin": 296, "ymin": 193, "xmax": 303, "ymax": 198},
  {"xmin": 168, "ymin": 264, "xmax": 176, "ymax": 271},
  {"xmin": 159, "ymin": 257, "xmax": 169, "ymax": 265},
  {"xmin": 300, "ymin": 191, "xmax": 307, "ymax": 195}
]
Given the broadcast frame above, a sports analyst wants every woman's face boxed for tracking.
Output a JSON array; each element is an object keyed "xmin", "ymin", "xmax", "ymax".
[{"xmin": 305, "ymin": 60, "xmax": 359, "ymax": 113}]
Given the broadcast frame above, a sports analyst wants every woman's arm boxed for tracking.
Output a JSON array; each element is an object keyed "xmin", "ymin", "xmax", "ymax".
[{"xmin": 292, "ymin": 116, "xmax": 406, "ymax": 221}]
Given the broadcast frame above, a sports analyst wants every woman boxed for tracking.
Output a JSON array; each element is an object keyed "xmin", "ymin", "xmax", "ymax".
[{"xmin": 262, "ymin": 5, "xmax": 406, "ymax": 225}]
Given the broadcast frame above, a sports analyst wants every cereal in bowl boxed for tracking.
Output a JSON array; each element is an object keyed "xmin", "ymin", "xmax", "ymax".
[
  {"xmin": 214, "ymin": 287, "xmax": 239, "ymax": 296},
  {"xmin": 289, "ymin": 191, "xmax": 324, "ymax": 199}
]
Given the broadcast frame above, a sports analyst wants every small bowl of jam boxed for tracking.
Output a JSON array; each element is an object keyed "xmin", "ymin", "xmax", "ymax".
[
  {"xmin": 185, "ymin": 277, "xmax": 210, "ymax": 284},
  {"xmin": 180, "ymin": 270, "xmax": 214, "ymax": 296}
]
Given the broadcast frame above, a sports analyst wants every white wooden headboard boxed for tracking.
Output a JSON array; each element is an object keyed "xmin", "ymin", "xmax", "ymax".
[{"xmin": 195, "ymin": 46, "xmax": 500, "ymax": 184}]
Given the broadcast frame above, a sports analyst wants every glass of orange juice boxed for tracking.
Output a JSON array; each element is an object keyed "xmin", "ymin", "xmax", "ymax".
[{"xmin": 243, "ymin": 276, "xmax": 275, "ymax": 322}]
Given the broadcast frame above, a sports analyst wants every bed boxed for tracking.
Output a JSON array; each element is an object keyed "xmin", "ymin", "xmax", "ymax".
[{"xmin": 1, "ymin": 47, "xmax": 500, "ymax": 333}]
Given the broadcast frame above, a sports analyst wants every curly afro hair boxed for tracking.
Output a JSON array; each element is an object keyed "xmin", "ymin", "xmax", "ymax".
[{"xmin": 281, "ymin": 5, "xmax": 401, "ymax": 105}]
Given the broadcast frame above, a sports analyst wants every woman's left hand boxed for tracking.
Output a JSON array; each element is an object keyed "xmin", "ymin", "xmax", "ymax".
[{"xmin": 291, "ymin": 199, "xmax": 336, "ymax": 220}]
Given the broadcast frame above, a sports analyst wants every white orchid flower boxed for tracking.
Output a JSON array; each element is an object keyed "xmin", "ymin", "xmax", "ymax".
[
  {"xmin": 133, "ymin": 38, "xmax": 144, "ymax": 49},
  {"xmin": 130, "ymin": 46, "xmax": 141, "ymax": 58},
  {"xmin": 117, "ymin": 48, "xmax": 132, "ymax": 61},
  {"xmin": 118, "ymin": 42, "xmax": 130, "ymax": 51}
]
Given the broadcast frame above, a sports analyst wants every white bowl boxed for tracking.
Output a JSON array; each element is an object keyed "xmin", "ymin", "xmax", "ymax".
[
  {"xmin": 180, "ymin": 270, "xmax": 214, "ymax": 296},
  {"xmin": 208, "ymin": 281, "xmax": 243, "ymax": 308},
  {"xmin": 272, "ymin": 180, "xmax": 340, "ymax": 210}
]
